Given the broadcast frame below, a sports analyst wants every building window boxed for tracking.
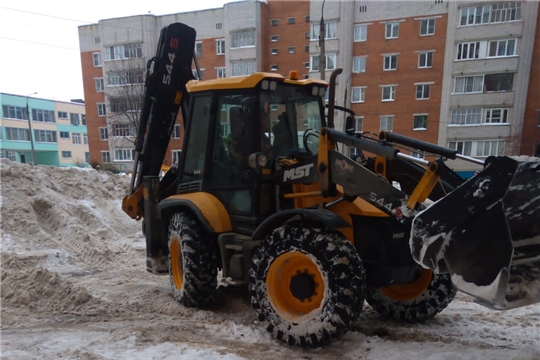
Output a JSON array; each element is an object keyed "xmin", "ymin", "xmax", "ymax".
[
  {"xmin": 216, "ymin": 22, "xmax": 222, "ymax": 30},
  {"xmin": 383, "ymin": 54, "xmax": 397, "ymax": 70},
  {"xmin": 114, "ymin": 149, "xmax": 134, "ymax": 161},
  {"xmin": 413, "ymin": 114, "xmax": 428, "ymax": 130},
  {"xmin": 271, "ymin": 19, "xmax": 278, "ymax": 26},
  {"xmin": 381, "ymin": 86, "xmax": 396, "ymax": 101},
  {"xmin": 288, "ymin": 47, "xmax": 295, "ymax": 54},
  {"xmin": 216, "ymin": 39, "xmax": 225, "ymax": 55},
  {"xmin": 72, "ymin": 133, "xmax": 81, "ymax": 145},
  {"xmin": 217, "ymin": 67, "xmax": 226, "ymax": 78},
  {"xmin": 70, "ymin": 113, "xmax": 80, "ymax": 125},
  {"xmin": 271, "ymin": 64, "xmax": 279, "ymax": 72},
  {"xmin": 99, "ymin": 127, "xmax": 108, "ymax": 140},
  {"xmin": 111, "ymin": 123, "xmax": 135, "ymax": 137},
  {"xmin": 105, "ymin": 43, "xmax": 142, "ymax": 61},
  {"xmin": 94, "ymin": 37, "xmax": 100, "ymax": 44},
  {"xmin": 490, "ymin": 2, "xmax": 521, "ymax": 23},
  {"xmin": 57, "ymin": 111, "xmax": 68, "ymax": 119},
  {"xmin": 81, "ymin": 115, "xmax": 86, "ymax": 126},
  {"xmin": 34, "ymin": 130, "xmax": 57, "ymax": 143},
  {"xmin": 354, "ymin": 24, "xmax": 367, "ymax": 42},
  {"xmin": 485, "ymin": 73, "xmax": 514, "ymax": 92},
  {"xmin": 97, "ymin": 103, "xmax": 106, "ymax": 116},
  {"xmin": 353, "ymin": 56, "xmax": 366, "ymax": 73},
  {"xmin": 32, "ymin": 109, "xmax": 56, "ymax": 123},
  {"xmin": 476, "ymin": 140, "xmax": 505, "ymax": 156},
  {"xmin": 311, "ymin": 21, "xmax": 337, "ymax": 40},
  {"xmin": 380, "ymin": 115, "xmax": 394, "ymax": 131},
  {"xmin": 84, "ymin": 134, "xmax": 88, "ymax": 145},
  {"xmin": 453, "ymin": 76, "xmax": 483, "ymax": 94},
  {"xmin": 110, "ymin": 123, "xmax": 133, "ymax": 137},
  {"xmin": 385, "ymin": 22, "xmax": 399, "ymax": 39},
  {"xmin": 351, "ymin": 87, "xmax": 366, "ymax": 103},
  {"xmin": 488, "ymin": 39, "xmax": 517, "ymax": 58},
  {"xmin": 448, "ymin": 141, "xmax": 473, "ymax": 155},
  {"xmin": 85, "ymin": 152, "xmax": 90, "ymax": 163},
  {"xmin": 456, "ymin": 42, "xmax": 480, "ymax": 60},
  {"xmin": 416, "ymin": 84, "xmax": 431, "ymax": 99},
  {"xmin": 61, "ymin": 151, "xmax": 72, "ymax": 158},
  {"xmin": 171, "ymin": 124, "xmax": 181, "ymax": 139},
  {"xmin": 460, "ymin": 5, "xmax": 491, "ymax": 26},
  {"xmin": 2, "ymin": 105, "xmax": 26, "ymax": 120},
  {"xmin": 420, "ymin": 18, "xmax": 435, "ymax": 35},
  {"xmin": 288, "ymin": 17, "xmax": 296, "ymax": 24},
  {"xmin": 92, "ymin": 52, "xmax": 102, "ymax": 67},
  {"xmin": 359, "ymin": 5, "xmax": 367, "ymax": 12},
  {"xmin": 172, "ymin": 150, "xmax": 182, "ymax": 165},
  {"xmin": 5, "ymin": 127, "xmax": 30, "ymax": 141},
  {"xmin": 451, "ymin": 108, "xmax": 483, "ymax": 125},
  {"xmin": 231, "ymin": 29, "xmax": 255, "ymax": 48},
  {"xmin": 271, "ymin": 35, "xmax": 279, "ymax": 42},
  {"xmin": 195, "ymin": 42, "xmax": 203, "ymax": 58},
  {"xmin": 310, "ymin": 54, "xmax": 336, "ymax": 71},
  {"xmin": 271, "ymin": 48, "xmax": 279, "ymax": 55},
  {"xmin": 101, "ymin": 151, "xmax": 111, "ymax": 163},
  {"xmin": 107, "ymin": 70, "xmax": 144, "ymax": 86},
  {"xmin": 95, "ymin": 78, "xmax": 104, "ymax": 92},
  {"xmin": 305, "ymin": 32, "xmax": 310, "ymax": 39},
  {"xmin": 59, "ymin": 131, "xmax": 70, "ymax": 139},
  {"xmin": 305, "ymin": 45, "xmax": 309, "ymax": 52},
  {"xmin": 418, "ymin": 52, "xmax": 433, "ymax": 68},
  {"xmin": 485, "ymin": 108, "xmax": 509, "ymax": 123},
  {"xmin": 231, "ymin": 60, "xmax": 255, "ymax": 77},
  {"xmin": 304, "ymin": 62, "xmax": 310, "ymax": 69}
]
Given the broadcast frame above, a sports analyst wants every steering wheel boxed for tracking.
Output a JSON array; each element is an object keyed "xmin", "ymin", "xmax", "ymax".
[{"xmin": 303, "ymin": 129, "xmax": 320, "ymax": 157}]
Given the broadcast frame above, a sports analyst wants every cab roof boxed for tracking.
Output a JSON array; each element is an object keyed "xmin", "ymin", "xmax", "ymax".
[{"xmin": 186, "ymin": 72, "xmax": 328, "ymax": 93}]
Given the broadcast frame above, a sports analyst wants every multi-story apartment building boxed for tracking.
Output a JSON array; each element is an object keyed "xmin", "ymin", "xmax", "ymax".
[
  {"xmin": 79, "ymin": 0, "xmax": 538, "ymax": 177},
  {"xmin": 0, "ymin": 93, "xmax": 89, "ymax": 166},
  {"xmin": 440, "ymin": 0, "xmax": 538, "ymax": 175}
]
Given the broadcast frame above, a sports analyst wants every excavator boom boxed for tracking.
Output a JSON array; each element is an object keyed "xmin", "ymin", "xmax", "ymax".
[{"xmin": 122, "ymin": 23, "xmax": 196, "ymax": 220}]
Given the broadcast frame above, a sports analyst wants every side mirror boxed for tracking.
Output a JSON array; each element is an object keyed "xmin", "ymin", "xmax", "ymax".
[
  {"xmin": 303, "ymin": 130, "xmax": 320, "ymax": 157},
  {"xmin": 345, "ymin": 116, "xmax": 355, "ymax": 135}
]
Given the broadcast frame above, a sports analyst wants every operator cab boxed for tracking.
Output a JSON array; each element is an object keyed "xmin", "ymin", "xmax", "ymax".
[{"xmin": 177, "ymin": 73, "xmax": 327, "ymax": 233}]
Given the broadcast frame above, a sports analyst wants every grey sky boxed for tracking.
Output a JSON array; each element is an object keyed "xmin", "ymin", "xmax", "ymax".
[{"xmin": 0, "ymin": 1, "xmax": 228, "ymax": 102}]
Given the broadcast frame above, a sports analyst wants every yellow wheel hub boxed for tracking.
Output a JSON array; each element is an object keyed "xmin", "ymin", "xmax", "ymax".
[
  {"xmin": 266, "ymin": 251, "xmax": 325, "ymax": 321},
  {"xmin": 170, "ymin": 237, "xmax": 184, "ymax": 290},
  {"xmin": 380, "ymin": 269, "xmax": 433, "ymax": 302}
]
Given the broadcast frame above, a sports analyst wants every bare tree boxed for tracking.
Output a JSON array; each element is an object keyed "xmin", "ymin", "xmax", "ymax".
[{"xmin": 105, "ymin": 58, "xmax": 146, "ymax": 146}]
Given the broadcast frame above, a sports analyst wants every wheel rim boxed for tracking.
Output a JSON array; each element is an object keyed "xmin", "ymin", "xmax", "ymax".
[
  {"xmin": 170, "ymin": 237, "xmax": 184, "ymax": 290},
  {"xmin": 380, "ymin": 269, "xmax": 433, "ymax": 301},
  {"xmin": 266, "ymin": 251, "xmax": 325, "ymax": 321}
]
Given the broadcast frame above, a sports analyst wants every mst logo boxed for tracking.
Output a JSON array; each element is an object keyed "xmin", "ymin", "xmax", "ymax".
[{"xmin": 283, "ymin": 163, "xmax": 314, "ymax": 181}]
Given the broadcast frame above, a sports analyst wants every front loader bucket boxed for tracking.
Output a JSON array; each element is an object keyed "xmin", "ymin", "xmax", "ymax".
[{"xmin": 410, "ymin": 156, "xmax": 540, "ymax": 310}]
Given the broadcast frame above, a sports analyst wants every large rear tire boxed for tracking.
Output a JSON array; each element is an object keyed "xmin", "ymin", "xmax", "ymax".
[
  {"xmin": 366, "ymin": 269, "xmax": 456, "ymax": 322},
  {"xmin": 168, "ymin": 212, "xmax": 218, "ymax": 307},
  {"xmin": 248, "ymin": 222, "xmax": 365, "ymax": 348}
]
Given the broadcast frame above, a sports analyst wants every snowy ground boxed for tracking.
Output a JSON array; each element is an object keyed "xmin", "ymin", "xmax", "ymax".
[{"xmin": 1, "ymin": 159, "xmax": 539, "ymax": 360}]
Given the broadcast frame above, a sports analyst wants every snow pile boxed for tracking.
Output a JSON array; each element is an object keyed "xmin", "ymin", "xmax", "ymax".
[{"xmin": 1, "ymin": 159, "xmax": 540, "ymax": 360}]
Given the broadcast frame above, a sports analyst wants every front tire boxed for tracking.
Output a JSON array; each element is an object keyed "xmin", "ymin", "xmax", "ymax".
[
  {"xmin": 366, "ymin": 269, "xmax": 456, "ymax": 322},
  {"xmin": 248, "ymin": 222, "xmax": 365, "ymax": 348},
  {"xmin": 168, "ymin": 212, "xmax": 218, "ymax": 307}
]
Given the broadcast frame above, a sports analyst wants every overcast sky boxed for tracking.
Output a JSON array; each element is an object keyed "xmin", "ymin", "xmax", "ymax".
[{"xmin": 0, "ymin": 1, "xmax": 229, "ymax": 102}]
